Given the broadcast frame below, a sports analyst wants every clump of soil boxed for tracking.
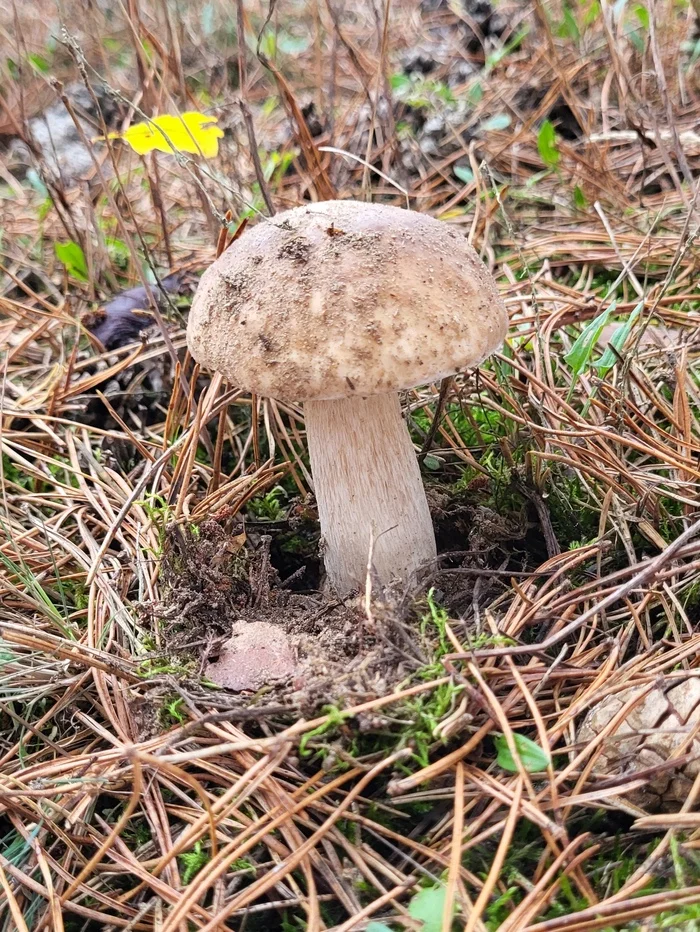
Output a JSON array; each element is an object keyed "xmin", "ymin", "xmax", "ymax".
[
  {"xmin": 156, "ymin": 518, "xmax": 253, "ymax": 639},
  {"xmin": 149, "ymin": 517, "xmax": 425, "ymax": 716},
  {"xmin": 145, "ymin": 476, "xmax": 538, "ymax": 718}
]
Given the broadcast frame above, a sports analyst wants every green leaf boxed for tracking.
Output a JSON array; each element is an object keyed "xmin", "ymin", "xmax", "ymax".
[
  {"xmin": 633, "ymin": 3, "xmax": 649, "ymax": 29},
  {"xmin": 485, "ymin": 26, "xmax": 529, "ymax": 71},
  {"xmin": 55, "ymin": 241, "xmax": 88, "ymax": 281},
  {"xmin": 495, "ymin": 733, "xmax": 550, "ymax": 773},
  {"xmin": 391, "ymin": 73, "xmax": 454, "ymax": 109},
  {"xmin": 480, "ymin": 113, "xmax": 511, "ymax": 132},
  {"xmin": 261, "ymin": 149, "xmax": 297, "ymax": 184},
  {"xmin": 628, "ymin": 28, "xmax": 645, "ymax": 52},
  {"xmin": 408, "ymin": 884, "xmax": 451, "ymax": 932},
  {"xmin": 422, "ymin": 454, "xmax": 442, "ymax": 471},
  {"xmin": 556, "ymin": 5, "xmax": 580, "ymax": 40},
  {"xmin": 256, "ymin": 29, "xmax": 277, "ymax": 59},
  {"xmin": 538, "ymin": 119, "xmax": 560, "ymax": 168},
  {"xmin": 563, "ymin": 304, "xmax": 615, "ymax": 378},
  {"xmin": 467, "ymin": 80, "xmax": 483, "ymax": 105},
  {"xmin": 573, "ymin": 185, "xmax": 587, "ymax": 209},
  {"xmin": 261, "ymin": 96, "xmax": 278, "ymax": 118},
  {"xmin": 366, "ymin": 924, "xmax": 394, "ymax": 932},
  {"xmin": 453, "ymin": 164, "xmax": 474, "ymax": 184},
  {"xmin": 27, "ymin": 53, "xmax": 50, "ymax": 74},
  {"xmin": 299, "ymin": 706, "xmax": 350, "ymax": 757},
  {"xmin": 524, "ymin": 170, "xmax": 549, "ymax": 189},
  {"xmin": 592, "ymin": 301, "xmax": 643, "ymax": 375},
  {"xmin": 38, "ymin": 198, "xmax": 52, "ymax": 221},
  {"xmin": 390, "ymin": 72, "xmax": 412, "ymax": 92},
  {"xmin": 583, "ymin": 0, "xmax": 601, "ymax": 26},
  {"xmin": 434, "ymin": 82, "xmax": 455, "ymax": 106}
]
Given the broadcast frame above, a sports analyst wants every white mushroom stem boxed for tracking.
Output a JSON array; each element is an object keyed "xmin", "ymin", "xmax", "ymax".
[{"xmin": 304, "ymin": 393, "xmax": 437, "ymax": 596}]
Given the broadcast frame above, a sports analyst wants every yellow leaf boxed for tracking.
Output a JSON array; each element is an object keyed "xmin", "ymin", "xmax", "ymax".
[{"xmin": 106, "ymin": 112, "xmax": 224, "ymax": 158}]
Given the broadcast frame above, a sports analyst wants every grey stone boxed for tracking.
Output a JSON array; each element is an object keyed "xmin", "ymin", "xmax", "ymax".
[{"xmin": 9, "ymin": 82, "xmax": 113, "ymax": 185}]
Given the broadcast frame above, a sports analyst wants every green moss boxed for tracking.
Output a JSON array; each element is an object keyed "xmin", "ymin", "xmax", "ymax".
[
  {"xmin": 158, "ymin": 694, "xmax": 187, "ymax": 726},
  {"xmin": 2, "ymin": 454, "xmax": 32, "ymax": 490},
  {"xmin": 248, "ymin": 485, "xmax": 287, "ymax": 520},
  {"xmin": 178, "ymin": 840, "xmax": 210, "ymax": 884},
  {"xmin": 136, "ymin": 657, "xmax": 197, "ymax": 678}
]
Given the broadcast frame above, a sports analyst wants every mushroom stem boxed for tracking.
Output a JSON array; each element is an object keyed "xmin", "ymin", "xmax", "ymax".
[{"xmin": 305, "ymin": 393, "xmax": 437, "ymax": 596}]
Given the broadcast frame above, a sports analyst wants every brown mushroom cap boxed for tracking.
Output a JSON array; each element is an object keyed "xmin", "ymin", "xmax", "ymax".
[{"xmin": 187, "ymin": 200, "xmax": 508, "ymax": 402}]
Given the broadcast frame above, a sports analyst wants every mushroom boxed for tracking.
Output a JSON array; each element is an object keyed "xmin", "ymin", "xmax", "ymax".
[{"xmin": 187, "ymin": 200, "xmax": 507, "ymax": 595}]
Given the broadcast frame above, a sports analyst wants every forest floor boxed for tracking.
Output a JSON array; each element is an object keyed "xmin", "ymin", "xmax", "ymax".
[{"xmin": 2, "ymin": 0, "xmax": 700, "ymax": 929}]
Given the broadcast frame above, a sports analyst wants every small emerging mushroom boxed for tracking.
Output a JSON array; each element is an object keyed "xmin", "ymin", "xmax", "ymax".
[{"xmin": 187, "ymin": 200, "xmax": 507, "ymax": 595}]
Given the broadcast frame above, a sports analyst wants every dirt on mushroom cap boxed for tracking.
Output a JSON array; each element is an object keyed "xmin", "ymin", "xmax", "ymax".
[{"xmin": 187, "ymin": 199, "xmax": 508, "ymax": 402}]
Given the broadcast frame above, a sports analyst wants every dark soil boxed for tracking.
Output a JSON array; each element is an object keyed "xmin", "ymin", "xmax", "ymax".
[
  {"xmin": 150, "ymin": 517, "xmax": 425, "ymax": 716},
  {"xmin": 145, "ymin": 482, "xmax": 533, "ymax": 719}
]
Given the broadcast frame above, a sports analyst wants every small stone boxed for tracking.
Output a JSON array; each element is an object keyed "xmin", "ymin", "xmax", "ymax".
[
  {"xmin": 446, "ymin": 59, "xmax": 477, "ymax": 88},
  {"xmin": 206, "ymin": 621, "xmax": 296, "ymax": 692},
  {"xmin": 669, "ymin": 772, "xmax": 695, "ymax": 801},
  {"xmin": 9, "ymin": 82, "xmax": 116, "ymax": 185},
  {"xmin": 419, "ymin": 137, "xmax": 440, "ymax": 156},
  {"xmin": 423, "ymin": 115, "xmax": 447, "ymax": 136}
]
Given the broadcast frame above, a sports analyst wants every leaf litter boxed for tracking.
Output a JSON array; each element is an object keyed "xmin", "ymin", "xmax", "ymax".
[{"xmin": 2, "ymin": 0, "xmax": 700, "ymax": 929}]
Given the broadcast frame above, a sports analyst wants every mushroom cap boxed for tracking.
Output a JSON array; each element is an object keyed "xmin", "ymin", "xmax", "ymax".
[{"xmin": 187, "ymin": 200, "xmax": 508, "ymax": 402}]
